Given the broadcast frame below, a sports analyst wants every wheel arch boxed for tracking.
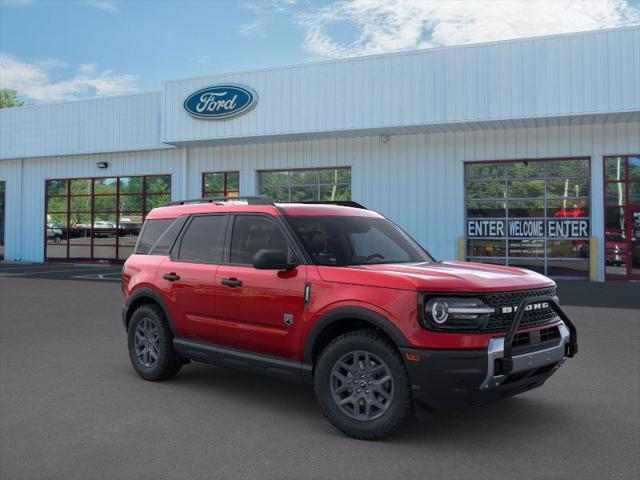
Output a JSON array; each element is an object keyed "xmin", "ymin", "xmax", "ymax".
[
  {"xmin": 124, "ymin": 287, "xmax": 176, "ymax": 335},
  {"xmin": 304, "ymin": 306, "xmax": 409, "ymax": 365}
]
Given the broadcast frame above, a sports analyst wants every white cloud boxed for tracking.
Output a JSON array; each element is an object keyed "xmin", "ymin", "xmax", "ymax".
[
  {"xmin": 34, "ymin": 58, "xmax": 69, "ymax": 69},
  {"xmin": 238, "ymin": 19, "xmax": 266, "ymax": 36},
  {"xmin": 78, "ymin": 63, "xmax": 97, "ymax": 74},
  {"xmin": 0, "ymin": 53, "xmax": 138, "ymax": 103},
  {"xmin": 242, "ymin": 0, "xmax": 299, "ymax": 15},
  {"xmin": 83, "ymin": 0, "xmax": 118, "ymax": 13},
  {"xmin": 297, "ymin": 0, "xmax": 640, "ymax": 59},
  {"xmin": 238, "ymin": 0, "xmax": 299, "ymax": 36}
]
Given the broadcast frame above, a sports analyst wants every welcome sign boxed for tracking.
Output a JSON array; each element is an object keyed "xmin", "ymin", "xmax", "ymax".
[
  {"xmin": 467, "ymin": 219, "xmax": 590, "ymax": 238},
  {"xmin": 184, "ymin": 84, "xmax": 257, "ymax": 119}
]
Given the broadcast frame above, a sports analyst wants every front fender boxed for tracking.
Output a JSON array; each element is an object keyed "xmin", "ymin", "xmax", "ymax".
[{"xmin": 303, "ymin": 305, "xmax": 410, "ymax": 364}]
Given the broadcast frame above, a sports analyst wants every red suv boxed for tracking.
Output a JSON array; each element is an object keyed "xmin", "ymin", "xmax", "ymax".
[{"xmin": 122, "ymin": 196, "xmax": 577, "ymax": 439}]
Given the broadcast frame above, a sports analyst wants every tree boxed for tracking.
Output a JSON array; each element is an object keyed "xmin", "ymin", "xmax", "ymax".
[{"xmin": 0, "ymin": 89, "xmax": 24, "ymax": 109}]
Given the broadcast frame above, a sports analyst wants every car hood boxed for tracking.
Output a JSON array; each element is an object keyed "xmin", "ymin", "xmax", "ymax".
[{"xmin": 316, "ymin": 261, "xmax": 554, "ymax": 293}]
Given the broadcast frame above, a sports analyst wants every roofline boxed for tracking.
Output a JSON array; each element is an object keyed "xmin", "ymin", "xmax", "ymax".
[
  {"xmin": 0, "ymin": 90, "xmax": 161, "ymax": 114},
  {"xmin": 162, "ymin": 25, "xmax": 640, "ymax": 86},
  {"xmin": 2, "ymin": 25, "xmax": 636, "ymax": 112}
]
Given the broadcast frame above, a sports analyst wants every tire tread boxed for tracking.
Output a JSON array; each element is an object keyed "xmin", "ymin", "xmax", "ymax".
[
  {"xmin": 128, "ymin": 303, "xmax": 181, "ymax": 381},
  {"xmin": 314, "ymin": 329, "xmax": 412, "ymax": 440}
]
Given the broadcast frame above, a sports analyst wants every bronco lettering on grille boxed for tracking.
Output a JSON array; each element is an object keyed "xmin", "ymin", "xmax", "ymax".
[{"xmin": 500, "ymin": 302, "xmax": 549, "ymax": 314}]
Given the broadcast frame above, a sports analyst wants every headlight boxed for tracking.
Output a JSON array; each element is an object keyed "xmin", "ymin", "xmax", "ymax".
[{"xmin": 422, "ymin": 297, "xmax": 494, "ymax": 330}]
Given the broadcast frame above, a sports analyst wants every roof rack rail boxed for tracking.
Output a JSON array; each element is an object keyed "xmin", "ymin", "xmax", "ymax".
[
  {"xmin": 166, "ymin": 195, "xmax": 275, "ymax": 207},
  {"xmin": 294, "ymin": 200, "xmax": 368, "ymax": 209}
]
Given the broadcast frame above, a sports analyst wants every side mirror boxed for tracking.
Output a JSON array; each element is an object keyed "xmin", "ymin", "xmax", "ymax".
[{"xmin": 252, "ymin": 249, "xmax": 297, "ymax": 271}]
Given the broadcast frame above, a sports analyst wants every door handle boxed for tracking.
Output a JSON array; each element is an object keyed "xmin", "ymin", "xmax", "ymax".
[
  {"xmin": 221, "ymin": 277, "xmax": 243, "ymax": 287},
  {"xmin": 163, "ymin": 272, "xmax": 181, "ymax": 282}
]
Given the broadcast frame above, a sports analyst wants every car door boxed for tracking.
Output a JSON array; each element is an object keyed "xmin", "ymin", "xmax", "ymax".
[
  {"xmin": 157, "ymin": 214, "xmax": 228, "ymax": 343},
  {"xmin": 214, "ymin": 214, "xmax": 307, "ymax": 359}
]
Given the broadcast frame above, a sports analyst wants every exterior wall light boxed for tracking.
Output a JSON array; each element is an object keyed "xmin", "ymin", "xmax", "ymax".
[
  {"xmin": 379, "ymin": 134, "xmax": 390, "ymax": 144},
  {"xmin": 96, "ymin": 162, "xmax": 109, "ymax": 169}
]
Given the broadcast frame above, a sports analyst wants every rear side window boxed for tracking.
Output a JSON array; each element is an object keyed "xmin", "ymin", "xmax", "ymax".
[
  {"xmin": 229, "ymin": 215, "xmax": 290, "ymax": 265},
  {"xmin": 148, "ymin": 216, "xmax": 188, "ymax": 256},
  {"xmin": 135, "ymin": 219, "xmax": 174, "ymax": 254},
  {"xmin": 177, "ymin": 215, "xmax": 227, "ymax": 263}
]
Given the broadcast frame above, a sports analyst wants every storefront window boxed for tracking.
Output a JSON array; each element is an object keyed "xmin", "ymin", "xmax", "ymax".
[
  {"xmin": 258, "ymin": 167, "xmax": 351, "ymax": 202},
  {"xmin": 603, "ymin": 155, "xmax": 640, "ymax": 280},
  {"xmin": 465, "ymin": 158, "xmax": 591, "ymax": 278},
  {"xmin": 45, "ymin": 174, "xmax": 171, "ymax": 262},
  {"xmin": 0, "ymin": 181, "xmax": 5, "ymax": 260},
  {"xmin": 202, "ymin": 171, "xmax": 239, "ymax": 198}
]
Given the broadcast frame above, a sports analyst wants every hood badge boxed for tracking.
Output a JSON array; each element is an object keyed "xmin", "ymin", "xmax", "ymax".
[{"xmin": 283, "ymin": 314, "xmax": 294, "ymax": 326}]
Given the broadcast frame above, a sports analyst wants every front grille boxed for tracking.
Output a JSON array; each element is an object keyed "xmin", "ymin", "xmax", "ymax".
[
  {"xmin": 513, "ymin": 326, "xmax": 561, "ymax": 350},
  {"xmin": 481, "ymin": 287, "xmax": 559, "ymax": 332}
]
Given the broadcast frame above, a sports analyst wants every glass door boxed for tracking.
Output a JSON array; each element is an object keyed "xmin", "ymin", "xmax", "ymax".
[
  {"xmin": 604, "ymin": 155, "xmax": 640, "ymax": 281},
  {"xmin": 631, "ymin": 208, "xmax": 640, "ymax": 280},
  {"xmin": 0, "ymin": 181, "xmax": 5, "ymax": 260}
]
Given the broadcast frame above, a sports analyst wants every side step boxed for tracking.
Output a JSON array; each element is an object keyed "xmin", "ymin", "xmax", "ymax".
[{"xmin": 173, "ymin": 338, "xmax": 313, "ymax": 383}]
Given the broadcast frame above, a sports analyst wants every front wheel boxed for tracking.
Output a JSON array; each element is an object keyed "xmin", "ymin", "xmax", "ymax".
[
  {"xmin": 127, "ymin": 304, "xmax": 181, "ymax": 381},
  {"xmin": 314, "ymin": 330, "xmax": 412, "ymax": 440}
]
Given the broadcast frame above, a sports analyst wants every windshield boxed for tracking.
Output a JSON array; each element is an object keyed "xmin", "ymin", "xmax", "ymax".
[{"xmin": 289, "ymin": 216, "xmax": 433, "ymax": 266}]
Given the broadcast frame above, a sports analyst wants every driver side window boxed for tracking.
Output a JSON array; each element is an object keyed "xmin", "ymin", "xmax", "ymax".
[{"xmin": 229, "ymin": 215, "xmax": 292, "ymax": 265}]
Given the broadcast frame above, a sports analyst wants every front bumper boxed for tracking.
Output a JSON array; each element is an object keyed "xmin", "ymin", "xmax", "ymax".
[{"xmin": 400, "ymin": 322, "xmax": 571, "ymax": 414}]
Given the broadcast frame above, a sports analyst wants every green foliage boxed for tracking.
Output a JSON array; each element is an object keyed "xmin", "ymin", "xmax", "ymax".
[
  {"xmin": 0, "ymin": 89, "xmax": 24, "ymax": 109},
  {"xmin": 258, "ymin": 168, "xmax": 351, "ymax": 202}
]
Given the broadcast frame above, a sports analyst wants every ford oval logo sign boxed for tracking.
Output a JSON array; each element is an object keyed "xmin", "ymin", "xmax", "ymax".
[{"xmin": 183, "ymin": 84, "xmax": 257, "ymax": 119}]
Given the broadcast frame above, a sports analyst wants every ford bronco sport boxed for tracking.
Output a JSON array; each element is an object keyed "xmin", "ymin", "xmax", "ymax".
[{"xmin": 122, "ymin": 196, "xmax": 577, "ymax": 440}]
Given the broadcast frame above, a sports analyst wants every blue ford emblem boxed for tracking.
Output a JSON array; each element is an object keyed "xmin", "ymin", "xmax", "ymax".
[{"xmin": 183, "ymin": 84, "xmax": 257, "ymax": 119}]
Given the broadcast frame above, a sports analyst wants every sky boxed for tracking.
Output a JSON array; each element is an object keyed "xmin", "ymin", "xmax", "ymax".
[{"xmin": 1, "ymin": 0, "xmax": 639, "ymax": 104}]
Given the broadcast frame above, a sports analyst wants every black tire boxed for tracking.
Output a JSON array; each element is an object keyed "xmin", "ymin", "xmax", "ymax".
[
  {"xmin": 127, "ymin": 304, "xmax": 181, "ymax": 381},
  {"xmin": 314, "ymin": 329, "xmax": 412, "ymax": 440}
]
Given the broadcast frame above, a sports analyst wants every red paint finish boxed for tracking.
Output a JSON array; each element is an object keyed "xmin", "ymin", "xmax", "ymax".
[
  {"xmin": 214, "ymin": 264, "xmax": 307, "ymax": 358},
  {"xmin": 124, "ymin": 202, "xmax": 558, "ymax": 363},
  {"xmin": 156, "ymin": 257, "xmax": 220, "ymax": 343}
]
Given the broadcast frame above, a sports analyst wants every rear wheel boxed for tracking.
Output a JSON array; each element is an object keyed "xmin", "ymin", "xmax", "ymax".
[
  {"xmin": 127, "ymin": 304, "xmax": 181, "ymax": 381},
  {"xmin": 314, "ymin": 330, "xmax": 412, "ymax": 440}
]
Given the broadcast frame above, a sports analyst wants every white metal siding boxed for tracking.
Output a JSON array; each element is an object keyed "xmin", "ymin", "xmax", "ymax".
[
  {"xmin": 0, "ymin": 149, "xmax": 183, "ymax": 262},
  {"xmin": 0, "ymin": 92, "xmax": 168, "ymax": 160},
  {"xmin": 162, "ymin": 27, "xmax": 640, "ymax": 144},
  {"xmin": 1, "ymin": 122, "xmax": 638, "ymax": 280},
  {"xmin": 184, "ymin": 121, "xmax": 639, "ymax": 280},
  {"xmin": 0, "ymin": 159, "xmax": 22, "ymax": 261}
]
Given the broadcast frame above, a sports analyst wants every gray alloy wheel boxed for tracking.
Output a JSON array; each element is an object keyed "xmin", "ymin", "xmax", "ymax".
[
  {"xmin": 133, "ymin": 317, "xmax": 160, "ymax": 368},
  {"xmin": 329, "ymin": 350, "xmax": 394, "ymax": 421}
]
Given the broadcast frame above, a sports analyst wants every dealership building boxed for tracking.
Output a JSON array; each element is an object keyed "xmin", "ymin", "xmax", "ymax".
[{"xmin": 1, "ymin": 26, "xmax": 639, "ymax": 281}]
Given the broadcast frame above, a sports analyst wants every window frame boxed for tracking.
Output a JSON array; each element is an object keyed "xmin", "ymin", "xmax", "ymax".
[
  {"xmin": 202, "ymin": 171, "xmax": 240, "ymax": 198},
  {"xmin": 44, "ymin": 173, "xmax": 171, "ymax": 263},
  {"xmin": 288, "ymin": 215, "xmax": 434, "ymax": 267},
  {"xmin": 0, "ymin": 180, "xmax": 5, "ymax": 260},
  {"xmin": 171, "ymin": 214, "xmax": 229, "ymax": 265},
  {"xmin": 602, "ymin": 154, "xmax": 640, "ymax": 281},
  {"xmin": 463, "ymin": 157, "xmax": 592, "ymax": 279},
  {"xmin": 223, "ymin": 213, "xmax": 305, "ymax": 267},
  {"xmin": 257, "ymin": 166, "xmax": 351, "ymax": 202},
  {"xmin": 135, "ymin": 217, "xmax": 176, "ymax": 255}
]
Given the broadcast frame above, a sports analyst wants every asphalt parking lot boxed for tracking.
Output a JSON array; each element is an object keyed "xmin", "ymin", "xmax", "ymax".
[{"xmin": 0, "ymin": 264, "xmax": 639, "ymax": 480}]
